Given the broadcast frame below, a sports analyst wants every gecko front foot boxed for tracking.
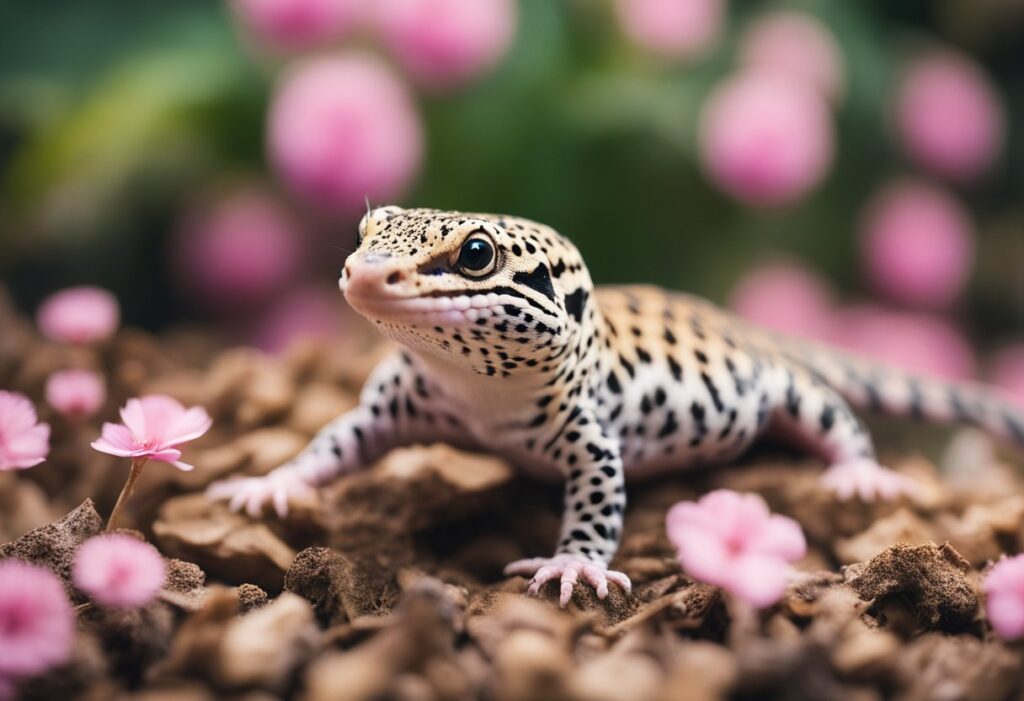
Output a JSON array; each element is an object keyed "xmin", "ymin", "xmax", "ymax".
[
  {"xmin": 820, "ymin": 459, "xmax": 912, "ymax": 502},
  {"xmin": 206, "ymin": 470, "xmax": 317, "ymax": 518},
  {"xmin": 504, "ymin": 554, "xmax": 632, "ymax": 607}
]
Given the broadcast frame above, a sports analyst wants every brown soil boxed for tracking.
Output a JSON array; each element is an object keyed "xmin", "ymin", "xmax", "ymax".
[{"xmin": 2, "ymin": 290, "xmax": 1024, "ymax": 700}]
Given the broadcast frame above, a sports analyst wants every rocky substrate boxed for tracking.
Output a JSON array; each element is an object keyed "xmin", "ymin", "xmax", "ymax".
[{"xmin": 2, "ymin": 291, "xmax": 1024, "ymax": 701}]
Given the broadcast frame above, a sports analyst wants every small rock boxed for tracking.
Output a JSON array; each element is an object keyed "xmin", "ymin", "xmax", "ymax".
[
  {"xmin": 153, "ymin": 494, "xmax": 295, "ymax": 593},
  {"xmin": 237, "ymin": 583, "xmax": 269, "ymax": 612},
  {"xmin": 284, "ymin": 546, "xmax": 399, "ymax": 625},
  {"xmin": 217, "ymin": 592, "xmax": 318, "ymax": 690},
  {"xmin": 0, "ymin": 499, "xmax": 103, "ymax": 594}
]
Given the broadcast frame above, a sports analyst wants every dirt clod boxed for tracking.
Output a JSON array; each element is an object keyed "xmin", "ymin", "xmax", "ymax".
[{"xmin": 845, "ymin": 542, "xmax": 978, "ymax": 633}]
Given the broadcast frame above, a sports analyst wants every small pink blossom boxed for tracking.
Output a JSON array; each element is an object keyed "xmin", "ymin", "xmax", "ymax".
[
  {"xmin": 230, "ymin": 0, "xmax": 365, "ymax": 52},
  {"xmin": 729, "ymin": 259, "xmax": 835, "ymax": 339},
  {"xmin": 667, "ymin": 490, "xmax": 806, "ymax": 608},
  {"xmin": 91, "ymin": 395, "xmax": 212, "ymax": 471},
  {"xmin": 0, "ymin": 391, "xmax": 50, "ymax": 471},
  {"xmin": 895, "ymin": 51, "xmax": 1004, "ymax": 181},
  {"xmin": 826, "ymin": 306, "xmax": 975, "ymax": 381},
  {"xmin": 73, "ymin": 535, "xmax": 166, "ymax": 608},
  {"xmin": 250, "ymin": 283, "xmax": 347, "ymax": 353},
  {"xmin": 0, "ymin": 560, "xmax": 74, "ymax": 679},
  {"xmin": 738, "ymin": 11, "xmax": 844, "ymax": 102},
  {"xmin": 984, "ymin": 555, "xmax": 1024, "ymax": 641},
  {"xmin": 44, "ymin": 370, "xmax": 106, "ymax": 420},
  {"xmin": 268, "ymin": 53, "xmax": 423, "ymax": 216},
  {"xmin": 173, "ymin": 190, "xmax": 306, "ymax": 313},
  {"xmin": 614, "ymin": 0, "xmax": 724, "ymax": 60},
  {"xmin": 372, "ymin": 0, "xmax": 517, "ymax": 91},
  {"xmin": 699, "ymin": 72, "xmax": 834, "ymax": 206},
  {"xmin": 860, "ymin": 180, "xmax": 974, "ymax": 309},
  {"xmin": 36, "ymin": 286, "xmax": 120, "ymax": 345},
  {"xmin": 989, "ymin": 345, "xmax": 1024, "ymax": 409}
]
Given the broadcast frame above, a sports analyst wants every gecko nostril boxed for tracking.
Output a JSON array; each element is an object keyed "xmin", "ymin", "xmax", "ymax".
[{"xmin": 386, "ymin": 271, "xmax": 403, "ymax": 285}]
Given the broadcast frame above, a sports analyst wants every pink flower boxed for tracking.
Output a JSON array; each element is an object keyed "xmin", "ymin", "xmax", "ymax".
[
  {"xmin": 667, "ymin": 490, "xmax": 806, "ymax": 608},
  {"xmin": 230, "ymin": 0, "xmax": 365, "ymax": 52},
  {"xmin": 738, "ymin": 11, "xmax": 844, "ymax": 102},
  {"xmin": 372, "ymin": 0, "xmax": 517, "ymax": 91},
  {"xmin": 173, "ymin": 189, "xmax": 307, "ymax": 313},
  {"xmin": 0, "ymin": 560, "xmax": 74, "ymax": 679},
  {"xmin": 860, "ymin": 180, "xmax": 974, "ymax": 309},
  {"xmin": 44, "ymin": 370, "xmax": 106, "ymax": 420},
  {"xmin": 826, "ymin": 306, "xmax": 975, "ymax": 381},
  {"xmin": 729, "ymin": 259, "xmax": 835, "ymax": 339},
  {"xmin": 895, "ymin": 51, "xmax": 1004, "ymax": 181},
  {"xmin": 268, "ymin": 53, "xmax": 423, "ymax": 216},
  {"xmin": 73, "ymin": 535, "xmax": 166, "ymax": 608},
  {"xmin": 988, "ymin": 345, "xmax": 1024, "ymax": 409},
  {"xmin": 0, "ymin": 391, "xmax": 50, "ymax": 471},
  {"xmin": 90, "ymin": 395, "xmax": 212, "ymax": 471},
  {"xmin": 36, "ymin": 286, "xmax": 120, "ymax": 345},
  {"xmin": 614, "ymin": 0, "xmax": 724, "ymax": 60},
  {"xmin": 699, "ymin": 72, "xmax": 834, "ymax": 206},
  {"xmin": 250, "ymin": 283, "xmax": 347, "ymax": 353},
  {"xmin": 984, "ymin": 555, "xmax": 1024, "ymax": 641}
]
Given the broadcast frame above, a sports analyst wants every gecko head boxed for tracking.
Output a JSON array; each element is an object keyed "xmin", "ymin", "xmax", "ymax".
[{"xmin": 339, "ymin": 206, "xmax": 593, "ymax": 377}]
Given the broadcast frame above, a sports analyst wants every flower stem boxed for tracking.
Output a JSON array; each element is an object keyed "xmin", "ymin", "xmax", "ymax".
[{"xmin": 106, "ymin": 457, "xmax": 147, "ymax": 532}]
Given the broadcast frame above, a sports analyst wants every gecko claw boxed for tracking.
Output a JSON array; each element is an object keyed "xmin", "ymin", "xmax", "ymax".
[
  {"xmin": 505, "ymin": 554, "xmax": 631, "ymax": 607},
  {"xmin": 206, "ymin": 471, "xmax": 317, "ymax": 518},
  {"xmin": 820, "ymin": 459, "xmax": 913, "ymax": 502}
]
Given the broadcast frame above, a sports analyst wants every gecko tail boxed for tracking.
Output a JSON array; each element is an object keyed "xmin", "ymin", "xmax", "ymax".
[{"xmin": 785, "ymin": 344, "xmax": 1024, "ymax": 450}]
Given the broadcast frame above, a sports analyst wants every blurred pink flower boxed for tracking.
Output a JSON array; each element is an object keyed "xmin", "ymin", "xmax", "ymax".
[
  {"xmin": 91, "ymin": 395, "xmax": 212, "ymax": 471},
  {"xmin": 860, "ymin": 180, "xmax": 974, "ymax": 309},
  {"xmin": 250, "ymin": 284, "xmax": 346, "ymax": 353},
  {"xmin": 614, "ymin": 0, "xmax": 724, "ymax": 60},
  {"xmin": 984, "ymin": 555, "xmax": 1024, "ymax": 641},
  {"xmin": 372, "ymin": 0, "xmax": 517, "ymax": 91},
  {"xmin": 73, "ymin": 535, "xmax": 166, "ymax": 608},
  {"xmin": 895, "ymin": 51, "xmax": 1004, "ymax": 181},
  {"xmin": 988, "ymin": 345, "xmax": 1024, "ymax": 409},
  {"xmin": 0, "ymin": 391, "xmax": 50, "ymax": 471},
  {"xmin": 699, "ymin": 72, "xmax": 834, "ymax": 206},
  {"xmin": 230, "ymin": 0, "xmax": 365, "ymax": 51},
  {"xmin": 827, "ymin": 305, "xmax": 975, "ymax": 381},
  {"xmin": 268, "ymin": 53, "xmax": 423, "ymax": 216},
  {"xmin": 0, "ymin": 676, "xmax": 12, "ymax": 701},
  {"xmin": 738, "ymin": 11, "xmax": 844, "ymax": 102},
  {"xmin": 0, "ymin": 560, "xmax": 74, "ymax": 679},
  {"xmin": 36, "ymin": 286, "xmax": 120, "ymax": 345},
  {"xmin": 666, "ymin": 490, "xmax": 806, "ymax": 608},
  {"xmin": 173, "ymin": 190, "xmax": 306, "ymax": 313},
  {"xmin": 44, "ymin": 370, "xmax": 106, "ymax": 420},
  {"xmin": 729, "ymin": 259, "xmax": 835, "ymax": 339}
]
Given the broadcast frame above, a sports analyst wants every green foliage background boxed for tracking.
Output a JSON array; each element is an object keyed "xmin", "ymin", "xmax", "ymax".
[{"xmin": 0, "ymin": 0, "xmax": 1022, "ymax": 344}]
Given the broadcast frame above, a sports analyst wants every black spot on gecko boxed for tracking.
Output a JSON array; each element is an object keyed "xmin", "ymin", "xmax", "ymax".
[
  {"xmin": 513, "ymin": 264, "xmax": 556, "ymax": 301},
  {"xmin": 700, "ymin": 372, "xmax": 724, "ymax": 413},
  {"xmin": 563, "ymin": 287, "xmax": 588, "ymax": 323}
]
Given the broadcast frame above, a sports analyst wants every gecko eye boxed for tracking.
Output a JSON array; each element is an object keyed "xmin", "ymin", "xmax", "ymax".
[{"xmin": 455, "ymin": 233, "xmax": 497, "ymax": 278}]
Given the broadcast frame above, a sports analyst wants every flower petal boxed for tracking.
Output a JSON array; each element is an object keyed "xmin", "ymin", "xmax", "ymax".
[
  {"xmin": 92, "ymin": 423, "xmax": 139, "ymax": 456},
  {"xmin": 118, "ymin": 399, "xmax": 149, "ymax": 442},
  {"xmin": 165, "ymin": 406, "xmax": 212, "ymax": 446},
  {"xmin": 988, "ymin": 592, "xmax": 1024, "ymax": 641},
  {"xmin": 749, "ymin": 513, "xmax": 807, "ymax": 561},
  {"xmin": 148, "ymin": 448, "xmax": 182, "ymax": 464},
  {"xmin": 727, "ymin": 554, "xmax": 792, "ymax": 608}
]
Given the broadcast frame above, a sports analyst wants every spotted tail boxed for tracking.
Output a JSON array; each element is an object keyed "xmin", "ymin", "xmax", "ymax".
[{"xmin": 777, "ymin": 341, "xmax": 1024, "ymax": 449}]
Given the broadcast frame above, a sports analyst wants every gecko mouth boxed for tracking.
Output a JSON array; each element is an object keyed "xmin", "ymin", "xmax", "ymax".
[{"xmin": 344, "ymin": 289, "xmax": 508, "ymax": 327}]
